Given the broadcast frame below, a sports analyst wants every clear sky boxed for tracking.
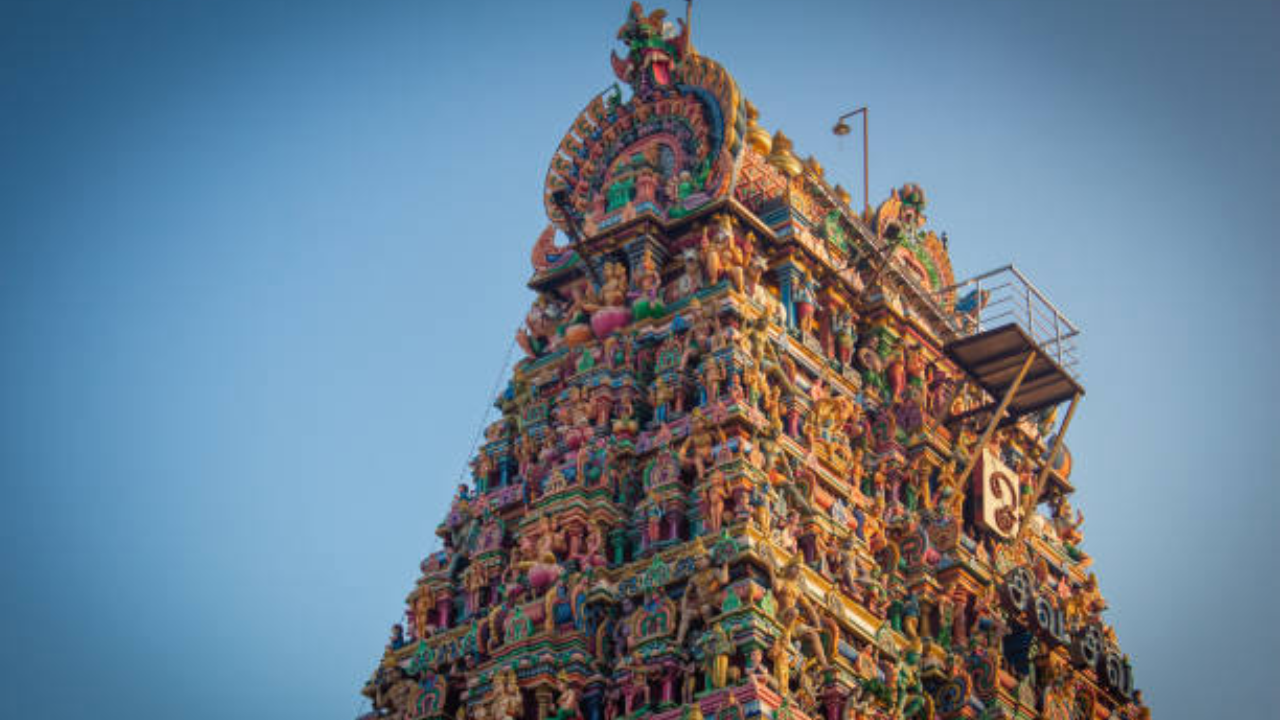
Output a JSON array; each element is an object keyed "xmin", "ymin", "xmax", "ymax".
[{"xmin": 2, "ymin": 1, "xmax": 1276, "ymax": 718}]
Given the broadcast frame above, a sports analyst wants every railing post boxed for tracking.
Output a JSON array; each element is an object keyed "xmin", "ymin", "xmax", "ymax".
[
  {"xmin": 1053, "ymin": 313, "xmax": 1062, "ymax": 365},
  {"xmin": 1025, "ymin": 284, "xmax": 1034, "ymax": 342},
  {"xmin": 977, "ymin": 277, "xmax": 985, "ymax": 333}
]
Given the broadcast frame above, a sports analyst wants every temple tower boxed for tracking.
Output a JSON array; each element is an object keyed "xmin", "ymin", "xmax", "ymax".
[{"xmin": 360, "ymin": 6, "xmax": 1147, "ymax": 720}]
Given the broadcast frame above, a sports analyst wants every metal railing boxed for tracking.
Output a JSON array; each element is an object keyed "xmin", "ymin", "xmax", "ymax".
[{"xmin": 941, "ymin": 264, "xmax": 1081, "ymax": 375}]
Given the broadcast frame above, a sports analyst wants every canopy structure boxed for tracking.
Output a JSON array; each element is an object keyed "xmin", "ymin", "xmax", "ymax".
[{"xmin": 947, "ymin": 322, "xmax": 1083, "ymax": 421}]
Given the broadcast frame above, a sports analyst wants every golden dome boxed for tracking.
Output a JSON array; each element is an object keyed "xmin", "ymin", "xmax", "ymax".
[
  {"xmin": 767, "ymin": 131, "xmax": 803, "ymax": 177},
  {"xmin": 744, "ymin": 100, "xmax": 772, "ymax": 155}
]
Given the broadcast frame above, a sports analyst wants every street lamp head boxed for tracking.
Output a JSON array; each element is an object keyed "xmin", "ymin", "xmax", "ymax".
[{"xmin": 832, "ymin": 120, "xmax": 852, "ymax": 136}]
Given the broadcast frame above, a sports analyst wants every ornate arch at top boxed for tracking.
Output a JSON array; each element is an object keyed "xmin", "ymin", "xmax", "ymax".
[{"xmin": 543, "ymin": 35, "xmax": 746, "ymax": 239}]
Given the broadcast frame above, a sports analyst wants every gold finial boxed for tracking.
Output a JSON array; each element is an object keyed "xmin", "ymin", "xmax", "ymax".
[
  {"xmin": 744, "ymin": 100, "xmax": 772, "ymax": 156},
  {"xmin": 766, "ymin": 131, "xmax": 802, "ymax": 177}
]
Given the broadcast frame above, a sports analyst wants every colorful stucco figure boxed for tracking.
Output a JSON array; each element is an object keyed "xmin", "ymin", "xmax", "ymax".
[
  {"xmin": 360, "ymin": 5, "xmax": 1145, "ymax": 720},
  {"xmin": 611, "ymin": 2, "xmax": 689, "ymax": 91}
]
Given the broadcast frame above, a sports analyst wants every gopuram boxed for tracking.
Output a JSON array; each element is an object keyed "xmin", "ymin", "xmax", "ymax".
[{"xmin": 361, "ymin": 5, "xmax": 1148, "ymax": 720}]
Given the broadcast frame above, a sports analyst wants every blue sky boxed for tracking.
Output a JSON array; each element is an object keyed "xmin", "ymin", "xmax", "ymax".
[{"xmin": 2, "ymin": 1, "xmax": 1276, "ymax": 718}]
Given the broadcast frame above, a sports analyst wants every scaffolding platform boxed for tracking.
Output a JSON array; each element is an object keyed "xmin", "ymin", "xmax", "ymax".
[
  {"xmin": 947, "ymin": 322, "xmax": 1083, "ymax": 419},
  {"xmin": 940, "ymin": 264, "xmax": 1084, "ymax": 420}
]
